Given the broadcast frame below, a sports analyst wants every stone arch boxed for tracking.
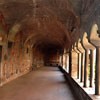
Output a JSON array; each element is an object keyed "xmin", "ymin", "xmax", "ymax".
[
  {"xmin": 82, "ymin": 32, "xmax": 89, "ymax": 45},
  {"xmin": 8, "ymin": 24, "xmax": 21, "ymax": 42},
  {"xmin": 90, "ymin": 24, "xmax": 99, "ymax": 41},
  {"xmin": 0, "ymin": 11, "xmax": 7, "ymax": 45}
]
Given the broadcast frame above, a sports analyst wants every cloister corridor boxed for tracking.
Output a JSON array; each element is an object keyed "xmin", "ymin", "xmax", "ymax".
[
  {"xmin": 0, "ymin": 0, "xmax": 100, "ymax": 100},
  {"xmin": 0, "ymin": 67, "xmax": 75, "ymax": 100}
]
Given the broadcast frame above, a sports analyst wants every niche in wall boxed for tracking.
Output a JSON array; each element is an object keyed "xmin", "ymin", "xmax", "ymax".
[
  {"xmin": 0, "ymin": 46, "xmax": 2, "ymax": 63},
  {"xmin": 8, "ymin": 41, "xmax": 13, "ymax": 49}
]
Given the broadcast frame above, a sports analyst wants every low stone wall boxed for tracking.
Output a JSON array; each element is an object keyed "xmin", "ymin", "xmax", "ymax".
[{"xmin": 58, "ymin": 66, "xmax": 92, "ymax": 100}]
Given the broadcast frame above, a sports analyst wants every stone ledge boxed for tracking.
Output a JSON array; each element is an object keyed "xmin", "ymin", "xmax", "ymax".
[{"xmin": 58, "ymin": 66, "xmax": 92, "ymax": 100}]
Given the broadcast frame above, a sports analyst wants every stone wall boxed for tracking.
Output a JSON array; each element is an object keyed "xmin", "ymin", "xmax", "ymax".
[
  {"xmin": 32, "ymin": 48, "xmax": 44, "ymax": 68},
  {"xmin": 0, "ymin": 13, "xmax": 44, "ymax": 86},
  {"xmin": 0, "ymin": 33, "xmax": 33, "ymax": 86}
]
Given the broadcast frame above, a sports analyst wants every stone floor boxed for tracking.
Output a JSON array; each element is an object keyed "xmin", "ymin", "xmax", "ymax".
[{"xmin": 0, "ymin": 67, "xmax": 75, "ymax": 100}]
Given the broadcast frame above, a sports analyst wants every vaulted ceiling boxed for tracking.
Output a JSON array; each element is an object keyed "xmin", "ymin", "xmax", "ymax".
[{"xmin": 0, "ymin": 0, "xmax": 100, "ymax": 54}]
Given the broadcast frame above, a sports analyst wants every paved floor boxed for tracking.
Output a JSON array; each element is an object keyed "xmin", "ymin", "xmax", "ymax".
[{"xmin": 0, "ymin": 67, "xmax": 75, "ymax": 100}]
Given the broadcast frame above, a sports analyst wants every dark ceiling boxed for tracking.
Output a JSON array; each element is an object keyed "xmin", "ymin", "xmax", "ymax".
[{"xmin": 0, "ymin": 0, "xmax": 100, "ymax": 54}]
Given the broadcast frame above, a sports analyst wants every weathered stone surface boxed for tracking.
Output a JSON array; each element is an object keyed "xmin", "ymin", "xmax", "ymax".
[{"xmin": 0, "ymin": 1, "xmax": 99, "ymax": 98}]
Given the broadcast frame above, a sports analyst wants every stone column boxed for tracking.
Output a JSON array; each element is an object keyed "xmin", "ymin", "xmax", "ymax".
[
  {"xmin": 80, "ymin": 53, "xmax": 85, "ymax": 82},
  {"xmin": 90, "ymin": 50, "xmax": 95, "ymax": 87},
  {"xmin": 69, "ymin": 50, "xmax": 72, "ymax": 76},
  {"xmin": 77, "ymin": 53, "xmax": 80, "ymax": 79},
  {"xmin": 65, "ymin": 54, "xmax": 67, "ymax": 70},
  {"xmin": 82, "ymin": 32, "xmax": 95, "ymax": 87},
  {"xmin": 95, "ymin": 47, "xmax": 100, "ymax": 95},
  {"xmin": 63, "ymin": 55, "xmax": 65, "ymax": 69},
  {"xmin": 0, "ymin": 46, "xmax": 2, "ymax": 85},
  {"xmin": 83, "ymin": 49, "xmax": 89, "ymax": 87},
  {"xmin": 63, "ymin": 54, "xmax": 67, "ymax": 69},
  {"xmin": 66, "ymin": 53, "xmax": 69, "ymax": 73},
  {"xmin": 61, "ymin": 55, "xmax": 63, "ymax": 67},
  {"xmin": 63, "ymin": 49, "xmax": 67, "ymax": 70},
  {"xmin": 77, "ymin": 39, "xmax": 85, "ymax": 82},
  {"xmin": 73, "ymin": 43, "xmax": 81, "ymax": 79},
  {"xmin": 59, "ymin": 55, "xmax": 63, "ymax": 66},
  {"xmin": 89, "ymin": 24, "xmax": 100, "ymax": 95}
]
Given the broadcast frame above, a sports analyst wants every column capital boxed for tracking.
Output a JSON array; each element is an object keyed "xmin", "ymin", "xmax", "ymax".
[
  {"xmin": 77, "ymin": 39, "xmax": 85, "ymax": 53},
  {"xmin": 82, "ymin": 32, "xmax": 95, "ymax": 50},
  {"xmin": 90, "ymin": 24, "xmax": 100, "ymax": 47},
  {"xmin": 73, "ymin": 42, "xmax": 80, "ymax": 54}
]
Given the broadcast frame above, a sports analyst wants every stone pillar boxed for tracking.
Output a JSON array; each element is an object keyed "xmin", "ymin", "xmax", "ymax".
[
  {"xmin": 90, "ymin": 50, "xmax": 95, "ymax": 87},
  {"xmin": 77, "ymin": 53, "xmax": 80, "ymax": 79},
  {"xmin": 65, "ymin": 54, "xmax": 67, "ymax": 70},
  {"xmin": 0, "ymin": 46, "xmax": 2, "ymax": 85},
  {"xmin": 59, "ymin": 55, "xmax": 63, "ymax": 67},
  {"xmin": 82, "ymin": 32, "xmax": 95, "ymax": 87},
  {"xmin": 73, "ymin": 43, "xmax": 81, "ymax": 79},
  {"xmin": 61, "ymin": 55, "xmax": 63, "ymax": 67},
  {"xmin": 69, "ymin": 50, "xmax": 72, "ymax": 76},
  {"xmin": 80, "ymin": 53, "xmax": 85, "ymax": 82},
  {"xmin": 89, "ymin": 24, "xmax": 100, "ymax": 95},
  {"xmin": 95, "ymin": 47, "xmax": 100, "ymax": 95},
  {"xmin": 63, "ymin": 54, "xmax": 67, "ymax": 69},
  {"xmin": 63, "ymin": 49, "xmax": 67, "ymax": 69},
  {"xmin": 77, "ymin": 53, "xmax": 81, "ymax": 79},
  {"xmin": 63, "ymin": 55, "xmax": 65, "ymax": 69},
  {"xmin": 83, "ymin": 49, "xmax": 89, "ymax": 87},
  {"xmin": 67, "ymin": 53, "xmax": 69, "ymax": 73},
  {"xmin": 77, "ymin": 39, "xmax": 85, "ymax": 82}
]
